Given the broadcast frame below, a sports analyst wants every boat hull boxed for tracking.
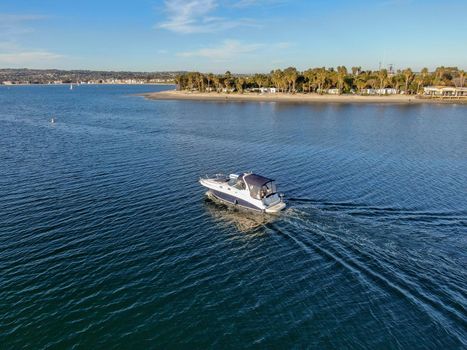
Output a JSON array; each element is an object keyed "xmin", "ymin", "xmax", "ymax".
[{"xmin": 208, "ymin": 190, "xmax": 264, "ymax": 212}]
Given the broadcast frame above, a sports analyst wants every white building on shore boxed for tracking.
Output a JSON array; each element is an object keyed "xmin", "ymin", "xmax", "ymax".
[
  {"xmin": 248, "ymin": 87, "xmax": 276, "ymax": 93},
  {"xmin": 361, "ymin": 88, "xmax": 398, "ymax": 95},
  {"xmin": 423, "ymin": 86, "xmax": 467, "ymax": 97},
  {"xmin": 376, "ymin": 88, "xmax": 398, "ymax": 95}
]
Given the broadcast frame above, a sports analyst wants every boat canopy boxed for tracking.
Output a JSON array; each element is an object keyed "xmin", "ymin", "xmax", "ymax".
[
  {"xmin": 244, "ymin": 174, "xmax": 274, "ymax": 187},
  {"xmin": 244, "ymin": 174, "xmax": 276, "ymax": 199}
]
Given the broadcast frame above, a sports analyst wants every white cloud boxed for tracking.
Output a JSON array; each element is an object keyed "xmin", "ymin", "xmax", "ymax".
[
  {"xmin": 178, "ymin": 39, "xmax": 263, "ymax": 60},
  {"xmin": 0, "ymin": 13, "xmax": 48, "ymax": 38},
  {"xmin": 157, "ymin": 0, "xmax": 256, "ymax": 33},
  {"xmin": 0, "ymin": 51, "xmax": 63, "ymax": 66},
  {"xmin": 275, "ymin": 42, "xmax": 293, "ymax": 49},
  {"xmin": 233, "ymin": 0, "xmax": 285, "ymax": 8},
  {"xmin": 0, "ymin": 51, "xmax": 63, "ymax": 65},
  {"xmin": 176, "ymin": 40, "xmax": 295, "ymax": 62},
  {"xmin": 0, "ymin": 14, "xmax": 47, "ymax": 21},
  {"xmin": 0, "ymin": 13, "xmax": 62, "ymax": 68}
]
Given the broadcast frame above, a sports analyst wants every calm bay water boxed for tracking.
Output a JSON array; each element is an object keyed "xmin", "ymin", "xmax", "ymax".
[{"xmin": 0, "ymin": 85, "xmax": 466, "ymax": 349}]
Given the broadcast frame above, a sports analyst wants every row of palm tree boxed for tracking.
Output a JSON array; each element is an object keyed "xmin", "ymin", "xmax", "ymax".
[{"xmin": 175, "ymin": 66, "xmax": 465, "ymax": 95}]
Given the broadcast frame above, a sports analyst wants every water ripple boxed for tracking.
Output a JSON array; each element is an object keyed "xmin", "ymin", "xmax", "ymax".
[{"xmin": 1, "ymin": 85, "xmax": 466, "ymax": 349}]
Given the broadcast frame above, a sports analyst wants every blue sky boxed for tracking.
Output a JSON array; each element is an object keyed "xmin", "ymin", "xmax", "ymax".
[{"xmin": 1, "ymin": 0, "xmax": 466, "ymax": 73}]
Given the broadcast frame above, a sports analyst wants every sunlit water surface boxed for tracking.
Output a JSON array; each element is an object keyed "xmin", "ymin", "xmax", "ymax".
[{"xmin": 1, "ymin": 85, "xmax": 466, "ymax": 349}]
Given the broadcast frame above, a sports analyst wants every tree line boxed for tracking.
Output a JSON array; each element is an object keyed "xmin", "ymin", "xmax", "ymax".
[{"xmin": 175, "ymin": 66, "xmax": 465, "ymax": 95}]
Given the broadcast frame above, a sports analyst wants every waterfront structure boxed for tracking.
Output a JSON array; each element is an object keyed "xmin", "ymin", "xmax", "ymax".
[
  {"xmin": 423, "ymin": 86, "xmax": 467, "ymax": 97},
  {"xmin": 259, "ymin": 87, "xmax": 276, "ymax": 94},
  {"xmin": 361, "ymin": 88, "xmax": 377, "ymax": 95},
  {"xmin": 376, "ymin": 88, "xmax": 398, "ymax": 95},
  {"xmin": 360, "ymin": 88, "xmax": 399, "ymax": 95},
  {"xmin": 246, "ymin": 87, "xmax": 277, "ymax": 93}
]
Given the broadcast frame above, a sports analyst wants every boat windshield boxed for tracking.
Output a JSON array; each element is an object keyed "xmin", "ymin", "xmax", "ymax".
[
  {"xmin": 234, "ymin": 180, "xmax": 246, "ymax": 190},
  {"xmin": 228, "ymin": 178, "xmax": 246, "ymax": 189},
  {"xmin": 261, "ymin": 181, "xmax": 277, "ymax": 198},
  {"xmin": 250, "ymin": 181, "xmax": 277, "ymax": 199}
]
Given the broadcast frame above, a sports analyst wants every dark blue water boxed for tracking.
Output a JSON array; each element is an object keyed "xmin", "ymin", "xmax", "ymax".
[{"xmin": 1, "ymin": 85, "xmax": 466, "ymax": 349}]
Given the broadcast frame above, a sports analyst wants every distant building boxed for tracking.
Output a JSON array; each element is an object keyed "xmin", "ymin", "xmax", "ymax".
[
  {"xmin": 247, "ymin": 87, "xmax": 276, "ymax": 93},
  {"xmin": 376, "ymin": 88, "xmax": 398, "ymax": 95},
  {"xmin": 2, "ymin": 81, "xmax": 13, "ymax": 85},
  {"xmin": 361, "ymin": 88, "xmax": 398, "ymax": 95},
  {"xmin": 361, "ymin": 88, "xmax": 376, "ymax": 95},
  {"xmin": 259, "ymin": 87, "xmax": 276, "ymax": 94},
  {"xmin": 423, "ymin": 86, "xmax": 467, "ymax": 97},
  {"xmin": 327, "ymin": 88, "xmax": 340, "ymax": 95}
]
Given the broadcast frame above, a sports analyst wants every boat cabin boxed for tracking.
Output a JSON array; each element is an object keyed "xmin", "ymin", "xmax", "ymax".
[{"xmin": 230, "ymin": 173, "xmax": 277, "ymax": 200}]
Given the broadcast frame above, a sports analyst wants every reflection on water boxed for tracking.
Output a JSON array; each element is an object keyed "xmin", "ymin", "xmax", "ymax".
[{"xmin": 204, "ymin": 196, "xmax": 277, "ymax": 232}]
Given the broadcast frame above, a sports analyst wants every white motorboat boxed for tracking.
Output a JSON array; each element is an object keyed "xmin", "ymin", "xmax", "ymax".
[{"xmin": 199, "ymin": 173, "xmax": 286, "ymax": 213}]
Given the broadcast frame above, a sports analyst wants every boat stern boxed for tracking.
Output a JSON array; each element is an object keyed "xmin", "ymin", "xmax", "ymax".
[{"xmin": 265, "ymin": 201, "xmax": 286, "ymax": 213}]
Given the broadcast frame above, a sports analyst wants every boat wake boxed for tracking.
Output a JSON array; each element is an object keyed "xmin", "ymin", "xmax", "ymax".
[
  {"xmin": 270, "ymin": 200, "xmax": 467, "ymax": 346},
  {"xmin": 286, "ymin": 197, "xmax": 467, "ymax": 226}
]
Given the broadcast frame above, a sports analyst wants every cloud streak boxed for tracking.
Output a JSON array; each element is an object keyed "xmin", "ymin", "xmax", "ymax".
[
  {"xmin": 157, "ymin": 0, "xmax": 256, "ymax": 33},
  {"xmin": 178, "ymin": 40, "xmax": 294, "ymax": 61},
  {"xmin": 0, "ymin": 51, "xmax": 63, "ymax": 65},
  {"xmin": 233, "ymin": 0, "xmax": 285, "ymax": 8},
  {"xmin": 177, "ymin": 39, "xmax": 263, "ymax": 60},
  {"xmin": 0, "ymin": 13, "xmax": 48, "ymax": 37},
  {"xmin": 0, "ymin": 13, "xmax": 62, "ymax": 68}
]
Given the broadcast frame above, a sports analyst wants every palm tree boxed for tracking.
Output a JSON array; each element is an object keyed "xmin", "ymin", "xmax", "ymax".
[
  {"xmin": 351, "ymin": 66, "xmax": 361, "ymax": 76},
  {"xmin": 390, "ymin": 73, "xmax": 403, "ymax": 92},
  {"xmin": 283, "ymin": 67, "xmax": 298, "ymax": 93},
  {"xmin": 377, "ymin": 69, "xmax": 388, "ymax": 93},
  {"xmin": 367, "ymin": 78, "xmax": 378, "ymax": 90},
  {"xmin": 355, "ymin": 77, "xmax": 367, "ymax": 93},
  {"xmin": 303, "ymin": 69, "xmax": 316, "ymax": 93},
  {"xmin": 271, "ymin": 69, "xmax": 285, "ymax": 92},
  {"xmin": 336, "ymin": 66, "xmax": 348, "ymax": 93},
  {"xmin": 434, "ymin": 66, "xmax": 446, "ymax": 85},
  {"xmin": 316, "ymin": 67, "xmax": 327, "ymax": 93},
  {"xmin": 175, "ymin": 75, "xmax": 183, "ymax": 90},
  {"xmin": 453, "ymin": 70, "xmax": 465, "ymax": 88},
  {"xmin": 254, "ymin": 74, "xmax": 269, "ymax": 89},
  {"xmin": 236, "ymin": 77, "xmax": 245, "ymax": 93},
  {"xmin": 224, "ymin": 77, "xmax": 232, "ymax": 92},
  {"xmin": 212, "ymin": 76, "xmax": 220, "ymax": 92},
  {"xmin": 414, "ymin": 68, "xmax": 429, "ymax": 94},
  {"xmin": 403, "ymin": 68, "xmax": 414, "ymax": 94},
  {"xmin": 186, "ymin": 73, "xmax": 194, "ymax": 90},
  {"xmin": 196, "ymin": 72, "xmax": 206, "ymax": 92},
  {"xmin": 207, "ymin": 73, "xmax": 214, "ymax": 92}
]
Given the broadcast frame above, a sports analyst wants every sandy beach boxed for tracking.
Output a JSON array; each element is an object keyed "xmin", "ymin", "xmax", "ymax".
[{"xmin": 142, "ymin": 90, "xmax": 466, "ymax": 104}]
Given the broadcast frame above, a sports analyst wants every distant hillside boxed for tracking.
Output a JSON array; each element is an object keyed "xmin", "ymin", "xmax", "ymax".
[{"xmin": 0, "ymin": 69, "xmax": 184, "ymax": 84}]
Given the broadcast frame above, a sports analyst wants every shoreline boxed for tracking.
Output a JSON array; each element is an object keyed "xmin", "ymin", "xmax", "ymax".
[
  {"xmin": 0, "ymin": 83, "xmax": 174, "ymax": 87},
  {"xmin": 142, "ymin": 90, "xmax": 467, "ymax": 104}
]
